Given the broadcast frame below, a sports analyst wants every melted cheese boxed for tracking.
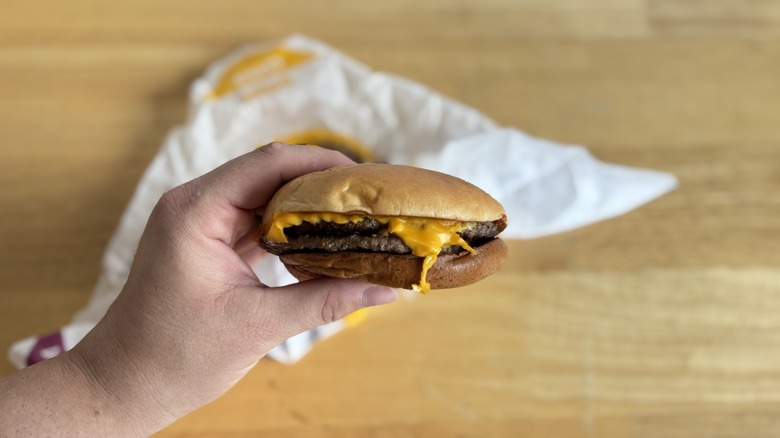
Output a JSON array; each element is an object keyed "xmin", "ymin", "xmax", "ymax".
[
  {"xmin": 266, "ymin": 212, "xmax": 365, "ymax": 243},
  {"xmin": 386, "ymin": 217, "xmax": 475, "ymax": 293},
  {"xmin": 266, "ymin": 212, "xmax": 476, "ymax": 293}
]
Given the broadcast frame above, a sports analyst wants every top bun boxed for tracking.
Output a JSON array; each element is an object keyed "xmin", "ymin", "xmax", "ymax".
[{"xmin": 263, "ymin": 163, "xmax": 505, "ymax": 222}]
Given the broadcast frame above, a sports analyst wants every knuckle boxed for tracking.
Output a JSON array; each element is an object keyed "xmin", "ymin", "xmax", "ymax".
[
  {"xmin": 238, "ymin": 290, "xmax": 279, "ymax": 348},
  {"xmin": 319, "ymin": 286, "xmax": 349, "ymax": 325},
  {"xmin": 247, "ymin": 313, "xmax": 277, "ymax": 350},
  {"xmin": 153, "ymin": 189, "xmax": 180, "ymax": 221},
  {"xmin": 159, "ymin": 184, "xmax": 191, "ymax": 209},
  {"xmin": 255, "ymin": 141, "xmax": 289, "ymax": 158},
  {"xmin": 152, "ymin": 183, "xmax": 200, "ymax": 226},
  {"xmin": 255, "ymin": 141, "xmax": 353, "ymax": 168}
]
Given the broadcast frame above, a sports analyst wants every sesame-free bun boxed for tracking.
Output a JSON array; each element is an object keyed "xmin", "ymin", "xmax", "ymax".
[{"xmin": 262, "ymin": 163, "xmax": 505, "ymax": 224}]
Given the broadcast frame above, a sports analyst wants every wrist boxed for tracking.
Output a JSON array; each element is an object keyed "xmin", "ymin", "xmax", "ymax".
[
  {"xmin": 0, "ymin": 350, "xmax": 165, "ymax": 437},
  {"xmin": 61, "ymin": 349, "xmax": 167, "ymax": 436},
  {"xmin": 64, "ymin": 324, "xmax": 180, "ymax": 436}
]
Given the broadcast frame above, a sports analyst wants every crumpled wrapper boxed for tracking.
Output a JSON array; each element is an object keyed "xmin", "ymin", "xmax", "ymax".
[{"xmin": 8, "ymin": 34, "xmax": 677, "ymax": 368}]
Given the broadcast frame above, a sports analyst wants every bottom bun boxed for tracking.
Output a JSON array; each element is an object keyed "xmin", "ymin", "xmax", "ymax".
[{"xmin": 279, "ymin": 238, "xmax": 508, "ymax": 290}]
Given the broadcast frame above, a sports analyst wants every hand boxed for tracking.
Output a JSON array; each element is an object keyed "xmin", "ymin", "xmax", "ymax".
[{"xmin": 56, "ymin": 143, "xmax": 397, "ymax": 434}]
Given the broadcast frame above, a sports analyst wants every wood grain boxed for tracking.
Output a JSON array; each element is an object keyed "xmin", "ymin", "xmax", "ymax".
[{"xmin": 1, "ymin": 0, "xmax": 780, "ymax": 436}]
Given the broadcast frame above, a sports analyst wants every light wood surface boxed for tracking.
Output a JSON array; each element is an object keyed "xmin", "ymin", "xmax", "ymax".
[{"xmin": 2, "ymin": 1, "xmax": 780, "ymax": 436}]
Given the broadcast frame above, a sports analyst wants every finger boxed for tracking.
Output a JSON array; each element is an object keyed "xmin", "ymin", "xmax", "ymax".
[
  {"xmin": 234, "ymin": 232, "xmax": 268, "ymax": 266},
  {"xmin": 199, "ymin": 142, "xmax": 354, "ymax": 211},
  {"xmin": 179, "ymin": 143, "xmax": 353, "ymax": 245},
  {"xmin": 254, "ymin": 278, "xmax": 397, "ymax": 347}
]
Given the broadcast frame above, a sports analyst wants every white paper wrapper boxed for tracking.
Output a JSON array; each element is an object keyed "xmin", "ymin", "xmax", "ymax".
[{"xmin": 8, "ymin": 34, "xmax": 677, "ymax": 368}]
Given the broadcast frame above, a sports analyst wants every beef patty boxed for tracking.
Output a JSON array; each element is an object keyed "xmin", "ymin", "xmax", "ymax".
[{"xmin": 261, "ymin": 217, "xmax": 507, "ymax": 255}]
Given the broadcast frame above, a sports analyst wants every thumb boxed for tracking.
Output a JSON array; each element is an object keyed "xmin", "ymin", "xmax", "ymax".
[{"xmin": 255, "ymin": 278, "xmax": 398, "ymax": 347}]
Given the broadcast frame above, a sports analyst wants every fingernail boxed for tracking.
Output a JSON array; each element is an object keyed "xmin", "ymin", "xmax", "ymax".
[{"xmin": 362, "ymin": 286, "xmax": 398, "ymax": 308}]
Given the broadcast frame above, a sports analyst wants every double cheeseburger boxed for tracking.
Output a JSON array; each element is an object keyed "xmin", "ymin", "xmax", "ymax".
[{"xmin": 258, "ymin": 163, "xmax": 508, "ymax": 293}]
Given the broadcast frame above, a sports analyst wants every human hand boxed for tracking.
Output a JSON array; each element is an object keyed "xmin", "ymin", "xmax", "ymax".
[{"xmin": 65, "ymin": 143, "xmax": 398, "ymax": 434}]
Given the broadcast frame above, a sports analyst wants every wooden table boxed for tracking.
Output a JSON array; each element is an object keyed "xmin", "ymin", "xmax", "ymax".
[{"xmin": 2, "ymin": 1, "xmax": 780, "ymax": 436}]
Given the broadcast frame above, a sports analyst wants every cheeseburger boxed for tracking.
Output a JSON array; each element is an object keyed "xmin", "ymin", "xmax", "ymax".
[{"xmin": 258, "ymin": 163, "xmax": 507, "ymax": 293}]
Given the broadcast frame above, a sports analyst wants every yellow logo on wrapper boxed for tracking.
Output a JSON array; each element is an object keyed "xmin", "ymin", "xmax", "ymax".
[
  {"xmin": 206, "ymin": 47, "xmax": 314, "ymax": 100},
  {"xmin": 278, "ymin": 130, "xmax": 376, "ymax": 163}
]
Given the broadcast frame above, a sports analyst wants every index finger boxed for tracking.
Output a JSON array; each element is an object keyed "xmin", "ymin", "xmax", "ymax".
[
  {"xmin": 179, "ymin": 142, "xmax": 353, "ymax": 246},
  {"xmin": 200, "ymin": 142, "xmax": 355, "ymax": 211}
]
